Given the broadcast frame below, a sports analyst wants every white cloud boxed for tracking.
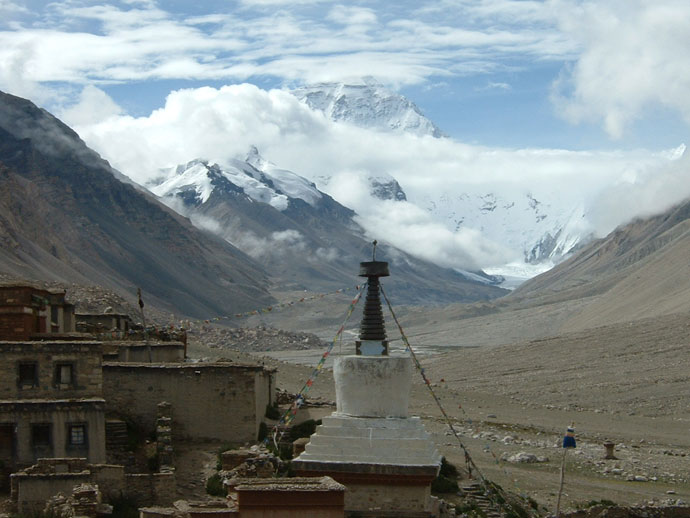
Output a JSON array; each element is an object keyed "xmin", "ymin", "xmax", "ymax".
[
  {"xmin": 0, "ymin": 0, "xmax": 574, "ymax": 101},
  {"xmin": 0, "ymin": 1, "xmax": 27, "ymax": 15},
  {"xmin": 69, "ymin": 83, "xmax": 683, "ymax": 271},
  {"xmin": 588, "ymin": 145, "xmax": 690, "ymax": 235},
  {"xmin": 59, "ymin": 85, "xmax": 123, "ymax": 125},
  {"xmin": 550, "ymin": 0, "xmax": 690, "ymax": 138}
]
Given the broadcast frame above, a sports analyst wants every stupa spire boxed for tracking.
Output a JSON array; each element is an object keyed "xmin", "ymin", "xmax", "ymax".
[{"xmin": 356, "ymin": 240, "xmax": 389, "ymax": 355}]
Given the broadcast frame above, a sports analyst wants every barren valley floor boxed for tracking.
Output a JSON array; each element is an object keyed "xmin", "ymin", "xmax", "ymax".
[{"xmin": 188, "ymin": 308, "xmax": 690, "ymax": 510}]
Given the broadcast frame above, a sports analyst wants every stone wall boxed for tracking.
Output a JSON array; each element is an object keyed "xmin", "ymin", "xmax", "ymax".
[
  {"xmin": 0, "ymin": 400, "xmax": 106, "ymax": 465},
  {"xmin": 124, "ymin": 472, "xmax": 176, "ymax": 506},
  {"xmin": 343, "ymin": 482, "xmax": 431, "ymax": 513},
  {"xmin": 10, "ymin": 458, "xmax": 173, "ymax": 514},
  {"xmin": 114, "ymin": 342, "xmax": 185, "ymax": 363},
  {"xmin": 0, "ymin": 341, "xmax": 103, "ymax": 399},
  {"xmin": 103, "ymin": 363, "xmax": 275, "ymax": 442},
  {"xmin": 13, "ymin": 472, "xmax": 91, "ymax": 514}
]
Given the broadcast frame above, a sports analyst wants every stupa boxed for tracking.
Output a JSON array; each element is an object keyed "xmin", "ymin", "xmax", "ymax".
[{"xmin": 292, "ymin": 246, "xmax": 441, "ymax": 516}]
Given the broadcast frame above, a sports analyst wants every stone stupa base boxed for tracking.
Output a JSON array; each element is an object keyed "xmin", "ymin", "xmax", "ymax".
[{"xmin": 292, "ymin": 414, "xmax": 440, "ymax": 514}]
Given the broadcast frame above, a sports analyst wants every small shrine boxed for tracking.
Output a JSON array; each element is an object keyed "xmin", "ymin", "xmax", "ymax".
[{"xmin": 292, "ymin": 245, "xmax": 441, "ymax": 516}]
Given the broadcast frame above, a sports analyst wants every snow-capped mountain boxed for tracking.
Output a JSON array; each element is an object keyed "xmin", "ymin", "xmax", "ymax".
[
  {"xmin": 147, "ymin": 148, "xmax": 507, "ymax": 303},
  {"xmin": 416, "ymin": 188, "xmax": 590, "ymax": 266},
  {"xmin": 151, "ymin": 154, "xmax": 323, "ymax": 212},
  {"xmin": 292, "ymin": 77, "xmax": 445, "ymax": 138}
]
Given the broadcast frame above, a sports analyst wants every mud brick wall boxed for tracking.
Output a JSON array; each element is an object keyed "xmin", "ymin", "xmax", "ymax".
[
  {"xmin": 125, "ymin": 472, "xmax": 176, "ymax": 506},
  {"xmin": 0, "ymin": 341, "xmax": 103, "ymax": 399},
  {"xmin": 12, "ymin": 472, "xmax": 91, "ymax": 515},
  {"xmin": 103, "ymin": 364, "xmax": 275, "ymax": 442}
]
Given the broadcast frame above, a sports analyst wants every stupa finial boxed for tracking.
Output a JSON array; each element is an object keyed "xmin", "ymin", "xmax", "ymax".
[{"xmin": 357, "ymin": 240, "xmax": 389, "ymax": 355}]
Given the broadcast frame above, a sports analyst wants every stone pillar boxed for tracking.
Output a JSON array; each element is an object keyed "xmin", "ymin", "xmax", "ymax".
[
  {"xmin": 603, "ymin": 441, "xmax": 616, "ymax": 459},
  {"xmin": 156, "ymin": 402, "xmax": 174, "ymax": 471},
  {"xmin": 71, "ymin": 484, "xmax": 100, "ymax": 518}
]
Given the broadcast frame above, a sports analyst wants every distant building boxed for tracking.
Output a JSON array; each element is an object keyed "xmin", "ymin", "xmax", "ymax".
[
  {"xmin": 0, "ymin": 284, "xmax": 76, "ymax": 340},
  {"xmin": 75, "ymin": 312, "xmax": 131, "ymax": 336},
  {"xmin": 0, "ymin": 340, "xmax": 106, "ymax": 489}
]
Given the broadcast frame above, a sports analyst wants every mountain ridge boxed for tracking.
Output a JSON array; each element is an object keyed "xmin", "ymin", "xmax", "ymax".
[
  {"xmin": 0, "ymin": 90, "xmax": 274, "ymax": 318},
  {"xmin": 148, "ymin": 152, "xmax": 509, "ymax": 304}
]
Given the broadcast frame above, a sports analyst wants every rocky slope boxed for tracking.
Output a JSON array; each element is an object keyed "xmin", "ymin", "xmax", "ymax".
[
  {"xmin": 0, "ymin": 90, "xmax": 273, "ymax": 317},
  {"xmin": 512, "ymin": 197, "xmax": 690, "ymax": 330}
]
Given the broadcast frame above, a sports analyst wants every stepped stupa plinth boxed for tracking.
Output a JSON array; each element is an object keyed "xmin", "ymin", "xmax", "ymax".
[{"xmin": 292, "ymin": 244, "xmax": 441, "ymax": 516}]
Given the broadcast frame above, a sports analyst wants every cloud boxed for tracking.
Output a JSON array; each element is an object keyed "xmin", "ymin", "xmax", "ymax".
[
  {"xmin": 588, "ymin": 144, "xmax": 690, "ymax": 235},
  {"xmin": 68, "ymin": 84, "xmax": 682, "ymax": 272},
  {"xmin": 0, "ymin": 0, "xmax": 574, "ymax": 102},
  {"xmin": 478, "ymin": 81, "xmax": 511, "ymax": 91},
  {"xmin": 550, "ymin": 0, "xmax": 690, "ymax": 138},
  {"xmin": 59, "ymin": 85, "xmax": 123, "ymax": 125}
]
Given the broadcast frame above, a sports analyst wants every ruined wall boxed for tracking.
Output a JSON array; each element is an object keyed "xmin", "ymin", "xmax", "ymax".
[
  {"xmin": 0, "ymin": 341, "xmax": 103, "ymax": 399},
  {"xmin": 103, "ymin": 363, "xmax": 274, "ymax": 442},
  {"xmin": 11, "ymin": 459, "xmax": 171, "ymax": 514},
  {"xmin": 14, "ymin": 472, "xmax": 91, "ymax": 515}
]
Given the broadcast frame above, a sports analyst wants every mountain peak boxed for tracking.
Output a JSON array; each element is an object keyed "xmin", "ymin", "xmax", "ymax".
[
  {"xmin": 292, "ymin": 79, "xmax": 445, "ymax": 138},
  {"xmin": 245, "ymin": 145, "xmax": 270, "ymax": 171}
]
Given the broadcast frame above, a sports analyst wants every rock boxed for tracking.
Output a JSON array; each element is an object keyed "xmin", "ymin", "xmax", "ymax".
[
  {"xmin": 502, "ymin": 452, "xmax": 547, "ymax": 464},
  {"xmin": 633, "ymin": 475, "xmax": 648, "ymax": 482}
]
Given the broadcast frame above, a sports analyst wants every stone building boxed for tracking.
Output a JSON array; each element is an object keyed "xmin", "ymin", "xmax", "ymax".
[
  {"xmin": 0, "ymin": 340, "xmax": 106, "ymax": 488},
  {"xmin": 75, "ymin": 312, "xmax": 131, "ymax": 336},
  {"xmin": 0, "ymin": 284, "xmax": 76, "ymax": 340},
  {"xmin": 102, "ymin": 362, "xmax": 275, "ymax": 442}
]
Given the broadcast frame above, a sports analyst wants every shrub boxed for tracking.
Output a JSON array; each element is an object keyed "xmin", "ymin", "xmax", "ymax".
[
  {"xmin": 265, "ymin": 403, "xmax": 281, "ymax": 420},
  {"xmin": 432, "ymin": 474, "xmax": 459, "ymax": 494},
  {"xmin": 206, "ymin": 474, "xmax": 225, "ymax": 496},
  {"xmin": 288, "ymin": 419, "xmax": 321, "ymax": 441},
  {"xmin": 111, "ymin": 496, "xmax": 140, "ymax": 518}
]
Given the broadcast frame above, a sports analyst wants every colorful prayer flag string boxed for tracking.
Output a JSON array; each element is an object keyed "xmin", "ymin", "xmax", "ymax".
[
  {"xmin": 380, "ymin": 285, "xmax": 534, "ymax": 517},
  {"xmin": 265, "ymin": 283, "xmax": 367, "ymax": 450}
]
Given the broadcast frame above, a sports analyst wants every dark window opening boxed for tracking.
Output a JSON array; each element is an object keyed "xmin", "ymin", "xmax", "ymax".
[
  {"xmin": 31, "ymin": 424, "xmax": 51, "ymax": 447},
  {"xmin": 68, "ymin": 424, "xmax": 87, "ymax": 447},
  {"xmin": 0, "ymin": 423, "xmax": 16, "ymax": 462},
  {"xmin": 18, "ymin": 362, "xmax": 38, "ymax": 388},
  {"xmin": 50, "ymin": 306, "xmax": 59, "ymax": 329},
  {"xmin": 54, "ymin": 363, "xmax": 74, "ymax": 388}
]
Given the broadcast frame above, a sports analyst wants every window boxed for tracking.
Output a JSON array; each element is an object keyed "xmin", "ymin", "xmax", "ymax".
[
  {"xmin": 31, "ymin": 424, "xmax": 51, "ymax": 447},
  {"xmin": 50, "ymin": 306, "xmax": 59, "ymax": 328},
  {"xmin": 18, "ymin": 362, "xmax": 38, "ymax": 388},
  {"xmin": 67, "ymin": 424, "xmax": 87, "ymax": 447},
  {"xmin": 54, "ymin": 363, "xmax": 74, "ymax": 388}
]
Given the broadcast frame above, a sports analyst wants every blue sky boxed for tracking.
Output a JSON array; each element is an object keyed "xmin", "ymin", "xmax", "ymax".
[{"xmin": 2, "ymin": 0, "xmax": 689, "ymax": 151}]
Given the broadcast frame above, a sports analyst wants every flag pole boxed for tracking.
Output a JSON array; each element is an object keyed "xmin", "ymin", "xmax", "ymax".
[
  {"xmin": 137, "ymin": 287, "xmax": 152, "ymax": 363},
  {"xmin": 556, "ymin": 425, "xmax": 576, "ymax": 518},
  {"xmin": 556, "ymin": 447, "xmax": 567, "ymax": 518}
]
